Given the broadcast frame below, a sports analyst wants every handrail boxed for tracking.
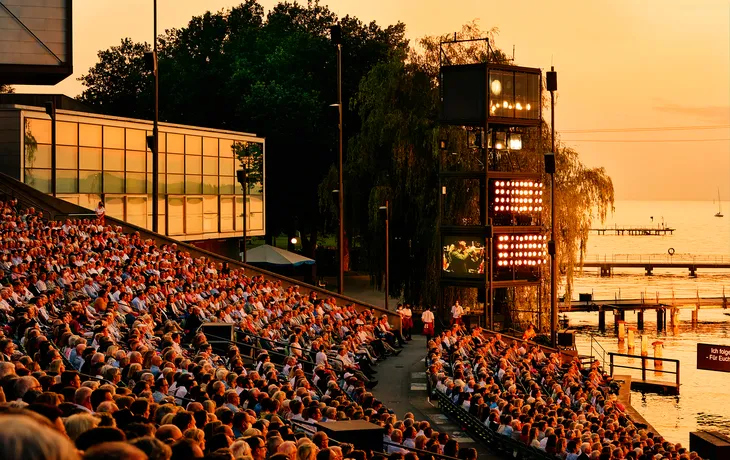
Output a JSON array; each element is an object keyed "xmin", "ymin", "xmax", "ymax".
[
  {"xmin": 432, "ymin": 389, "xmax": 554, "ymax": 460},
  {"xmin": 589, "ymin": 334, "xmax": 607, "ymax": 369},
  {"xmin": 608, "ymin": 351, "xmax": 680, "ymax": 392}
]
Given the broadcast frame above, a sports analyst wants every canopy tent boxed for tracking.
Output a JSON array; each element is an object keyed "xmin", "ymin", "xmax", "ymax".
[{"xmin": 244, "ymin": 244, "xmax": 315, "ymax": 267}]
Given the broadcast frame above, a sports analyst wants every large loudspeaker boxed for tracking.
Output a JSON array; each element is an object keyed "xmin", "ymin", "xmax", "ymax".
[
  {"xmin": 690, "ymin": 431, "xmax": 730, "ymax": 460},
  {"xmin": 557, "ymin": 331, "xmax": 575, "ymax": 347},
  {"xmin": 440, "ymin": 64, "xmax": 486, "ymax": 125},
  {"xmin": 199, "ymin": 323, "xmax": 234, "ymax": 354},
  {"xmin": 317, "ymin": 420, "xmax": 384, "ymax": 452}
]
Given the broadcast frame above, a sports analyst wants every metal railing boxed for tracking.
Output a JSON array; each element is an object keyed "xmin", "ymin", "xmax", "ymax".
[
  {"xmin": 432, "ymin": 389, "xmax": 554, "ymax": 460},
  {"xmin": 589, "ymin": 334, "xmax": 607, "ymax": 369},
  {"xmin": 608, "ymin": 351, "xmax": 680, "ymax": 393},
  {"xmin": 583, "ymin": 254, "xmax": 730, "ymax": 264}
]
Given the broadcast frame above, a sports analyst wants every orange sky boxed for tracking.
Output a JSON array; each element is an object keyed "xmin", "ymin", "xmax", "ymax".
[{"xmin": 14, "ymin": 0, "xmax": 730, "ymax": 201}]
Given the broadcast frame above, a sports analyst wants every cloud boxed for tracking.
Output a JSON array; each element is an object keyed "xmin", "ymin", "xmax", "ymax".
[{"xmin": 652, "ymin": 102, "xmax": 730, "ymax": 123}]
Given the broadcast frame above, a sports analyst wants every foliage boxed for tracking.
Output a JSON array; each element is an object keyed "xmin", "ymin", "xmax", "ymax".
[
  {"xmin": 232, "ymin": 141, "xmax": 264, "ymax": 194},
  {"xmin": 348, "ymin": 22, "xmax": 614, "ymax": 323},
  {"xmin": 78, "ymin": 0, "xmax": 407, "ymax": 258},
  {"xmin": 0, "ymin": 84, "xmax": 13, "ymax": 94},
  {"xmin": 23, "ymin": 120, "xmax": 38, "ymax": 187}
]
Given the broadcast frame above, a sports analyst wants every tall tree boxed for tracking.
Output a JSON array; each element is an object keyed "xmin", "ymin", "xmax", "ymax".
[
  {"xmin": 347, "ymin": 23, "xmax": 613, "ymax": 326},
  {"xmin": 77, "ymin": 1, "xmax": 407, "ymax": 259}
]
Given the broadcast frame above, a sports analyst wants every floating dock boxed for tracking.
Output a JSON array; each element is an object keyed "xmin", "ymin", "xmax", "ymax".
[{"xmin": 590, "ymin": 226, "xmax": 675, "ymax": 236}]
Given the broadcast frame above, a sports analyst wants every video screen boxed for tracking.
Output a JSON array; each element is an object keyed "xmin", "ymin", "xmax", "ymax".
[{"xmin": 442, "ymin": 236, "xmax": 485, "ymax": 277}]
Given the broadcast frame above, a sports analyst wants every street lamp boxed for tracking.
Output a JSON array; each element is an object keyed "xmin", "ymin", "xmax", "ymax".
[
  {"xmin": 143, "ymin": 0, "xmax": 160, "ymax": 233},
  {"xmin": 44, "ymin": 98, "xmax": 56, "ymax": 197},
  {"xmin": 546, "ymin": 65, "xmax": 558, "ymax": 347},
  {"xmin": 236, "ymin": 166, "xmax": 248, "ymax": 263},
  {"xmin": 330, "ymin": 24, "xmax": 344, "ymax": 296},
  {"xmin": 379, "ymin": 201, "xmax": 389, "ymax": 310}
]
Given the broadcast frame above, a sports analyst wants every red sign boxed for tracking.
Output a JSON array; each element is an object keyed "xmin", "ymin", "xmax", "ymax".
[{"xmin": 697, "ymin": 343, "xmax": 730, "ymax": 373}]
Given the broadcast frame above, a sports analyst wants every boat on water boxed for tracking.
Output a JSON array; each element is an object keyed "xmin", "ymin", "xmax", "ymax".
[{"xmin": 716, "ymin": 188, "xmax": 724, "ymax": 218}]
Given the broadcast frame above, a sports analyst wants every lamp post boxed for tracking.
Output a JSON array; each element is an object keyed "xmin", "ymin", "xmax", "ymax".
[
  {"xmin": 151, "ymin": 0, "xmax": 160, "ymax": 233},
  {"xmin": 546, "ymin": 65, "xmax": 558, "ymax": 347},
  {"xmin": 330, "ymin": 24, "xmax": 344, "ymax": 296},
  {"xmin": 236, "ymin": 166, "xmax": 248, "ymax": 263},
  {"xmin": 44, "ymin": 97, "xmax": 56, "ymax": 197},
  {"xmin": 379, "ymin": 201, "xmax": 389, "ymax": 310}
]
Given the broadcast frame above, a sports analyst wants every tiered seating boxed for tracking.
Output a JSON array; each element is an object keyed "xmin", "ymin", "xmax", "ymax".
[
  {"xmin": 426, "ymin": 327, "xmax": 694, "ymax": 460},
  {"xmin": 0, "ymin": 199, "xmax": 457, "ymax": 460}
]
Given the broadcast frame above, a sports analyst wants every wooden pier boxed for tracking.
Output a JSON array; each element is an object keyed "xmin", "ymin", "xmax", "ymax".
[
  {"xmin": 590, "ymin": 226, "xmax": 675, "ymax": 236},
  {"xmin": 581, "ymin": 254, "xmax": 730, "ymax": 277}
]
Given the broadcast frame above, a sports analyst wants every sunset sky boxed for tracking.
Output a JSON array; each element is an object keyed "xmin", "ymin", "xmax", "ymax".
[{"xmin": 15, "ymin": 0, "xmax": 730, "ymax": 201}]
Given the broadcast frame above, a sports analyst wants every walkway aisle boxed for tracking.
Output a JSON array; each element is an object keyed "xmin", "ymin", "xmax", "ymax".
[{"xmin": 371, "ymin": 335, "xmax": 498, "ymax": 460}]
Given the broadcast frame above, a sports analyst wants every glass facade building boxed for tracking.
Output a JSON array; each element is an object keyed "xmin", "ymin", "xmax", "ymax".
[{"xmin": 0, "ymin": 100, "xmax": 265, "ymax": 242}]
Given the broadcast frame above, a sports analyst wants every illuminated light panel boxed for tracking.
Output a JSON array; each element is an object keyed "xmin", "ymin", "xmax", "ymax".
[{"xmin": 491, "ymin": 179, "xmax": 545, "ymax": 215}]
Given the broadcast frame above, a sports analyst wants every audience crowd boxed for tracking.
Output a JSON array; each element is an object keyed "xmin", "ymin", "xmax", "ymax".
[
  {"xmin": 0, "ymin": 199, "xmax": 699, "ymax": 460},
  {"xmin": 0, "ymin": 200, "xmax": 467, "ymax": 460},
  {"xmin": 427, "ymin": 326, "xmax": 701, "ymax": 460}
]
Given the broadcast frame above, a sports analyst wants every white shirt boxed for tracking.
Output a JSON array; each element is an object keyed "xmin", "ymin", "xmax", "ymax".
[
  {"xmin": 421, "ymin": 310, "xmax": 434, "ymax": 323},
  {"xmin": 451, "ymin": 304, "xmax": 464, "ymax": 319}
]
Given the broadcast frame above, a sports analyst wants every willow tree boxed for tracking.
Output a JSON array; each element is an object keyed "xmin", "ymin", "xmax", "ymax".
[{"xmin": 344, "ymin": 22, "xmax": 613, "ymax": 328}]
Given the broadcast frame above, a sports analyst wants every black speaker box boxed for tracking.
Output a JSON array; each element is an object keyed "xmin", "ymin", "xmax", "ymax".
[
  {"xmin": 317, "ymin": 420, "xmax": 384, "ymax": 452},
  {"xmin": 557, "ymin": 331, "xmax": 575, "ymax": 347},
  {"xmin": 690, "ymin": 431, "xmax": 730, "ymax": 460}
]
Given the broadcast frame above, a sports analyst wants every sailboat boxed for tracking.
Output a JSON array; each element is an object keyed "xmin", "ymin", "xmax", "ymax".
[{"xmin": 716, "ymin": 188, "xmax": 724, "ymax": 218}]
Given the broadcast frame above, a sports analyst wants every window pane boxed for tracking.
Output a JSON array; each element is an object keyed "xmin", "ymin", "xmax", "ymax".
[
  {"xmin": 186, "ymin": 155, "xmax": 202, "ymax": 175},
  {"xmin": 219, "ymin": 139, "xmax": 233, "ymax": 158},
  {"xmin": 219, "ymin": 176, "xmax": 234, "ymax": 194},
  {"xmin": 103, "ymin": 171, "xmax": 124, "ymax": 193},
  {"xmin": 57, "ymin": 121, "xmax": 78, "ymax": 146},
  {"xmin": 186, "ymin": 197, "xmax": 203, "ymax": 234},
  {"xmin": 147, "ymin": 151, "xmax": 166, "ymax": 173},
  {"xmin": 104, "ymin": 149, "xmax": 124, "ymax": 171},
  {"xmin": 203, "ymin": 157, "xmax": 218, "ymax": 175},
  {"xmin": 56, "ymin": 170, "xmax": 78, "ymax": 193},
  {"xmin": 220, "ymin": 197, "xmax": 234, "ymax": 231},
  {"xmin": 203, "ymin": 196, "xmax": 218, "ymax": 214},
  {"xmin": 103, "ymin": 126, "xmax": 124, "ymax": 149},
  {"xmin": 79, "ymin": 124, "xmax": 102, "ymax": 147},
  {"xmin": 126, "ymin": 172, "xmax": 146, "ymax": 193},
  {"xmin": 168, "ymin": 154, "xmax": 184, "ymax": 174},
  {"xmin": 167, "ymin": 174, "xmax": 184, "ymax": 194},
  {"xmin": 126, "ymin": 196, "xmax": 147, "ymax": 228},
  {"xmin": 27, "ymin": 144, "xmax": 52, "ymax": 168},
  {"xmin": 186, "ymin": 135, "xmax": 202, "ymax": 155},
  {"xmin": 167, "ymin": 133, "xmax": 184, "ymax": 153},
  {"xmin": 24, "ymin": 168, "xmax": 51, "ymax": 193},
  {"xmin": 147, "ymin": 174, "xmax": 165, "ymax": 194},
  {"xmin": 106, "ymin": 197, "xmax": 124, "ymax": 219},
  {"xmin": 126, "ymin": 150, "xmax": 146, "ymax": 172},
  {"xmin": 56, "ymin": 145, "xmax": 78, "ymax": 169},
  {"xmin": 186, "ymin": 175, "xmax": 202, "ymax": 194},
  {"xmin": 203, "ymin": 175, "xmax": 218, "ymax": 195},
  {"xmin": 79, "ymin": 147, "xmax": 102, "ymax": 170},
  {"xmin": 219, "ymin": 158, "xmax": 234, "ymax": 176},
  {"xmin": 168, "ymin": 197, "xmax": 184, "ymax": 234},
  {"xmin": 126, "ymin": 129, "xmax": 146, "ymax": 151},
  {"xmin": 26, "ymin": 118, "xmax": 51, "ymax": 144},
  {"xmin": 79, "ymin": 171, "xmax": 102, "ymax": 193},
  {"xmin": 249, "ymin": 195, "xmax": 264, "ymax": 231},
  {"xmin": 203, "ymin": 137, "xmax": 218, "ymax": 156},
  {"xmin": 235, "ymin": 197, "xmax": 244, "ymax": 231}
]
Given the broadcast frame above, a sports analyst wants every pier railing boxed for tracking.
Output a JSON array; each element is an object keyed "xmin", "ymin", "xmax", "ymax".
[
  {"xmin": 584, "ymin": 254, "xmax": 730, "ymax": 264},
  {"xmin": 608, "ymin": 351, "xmax": 680, "ymax": 394}
]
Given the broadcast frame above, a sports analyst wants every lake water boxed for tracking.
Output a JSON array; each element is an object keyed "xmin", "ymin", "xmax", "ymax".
[{"xmin": 566, "ymin": 200, "xmax": 730, "ymax": 446}]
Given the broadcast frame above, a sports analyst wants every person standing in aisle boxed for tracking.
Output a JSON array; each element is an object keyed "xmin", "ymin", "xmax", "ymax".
[
  {"xmin": 422, "ymin": 306, "xmax": 434, "ymax": 343},
  {"xmin": 401, "ymin": 304, "xmax": 413, "ymax": 340},
  {"xmin": 451, "ymin": 300, "xmax": 464, "ymax": 326}
]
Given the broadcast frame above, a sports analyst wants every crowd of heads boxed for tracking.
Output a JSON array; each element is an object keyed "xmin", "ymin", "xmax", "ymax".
[
  {"xmin": 0, "ymin": 200, "xmax": 458, "ymax": 460},
  {"xmin": 427, "ymin": 326, "xmax": 701, "ymax": 460}
]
